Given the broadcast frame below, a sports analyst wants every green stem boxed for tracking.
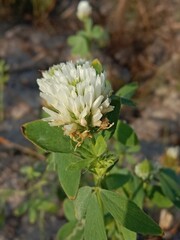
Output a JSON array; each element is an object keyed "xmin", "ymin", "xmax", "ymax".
[
  {"xmin": 83, "ymin": 18, "xmax": 92, "ymax": 37},
  {"xmin": 93, "ymin": 172, "xmax": 104, "ymax": 188}
]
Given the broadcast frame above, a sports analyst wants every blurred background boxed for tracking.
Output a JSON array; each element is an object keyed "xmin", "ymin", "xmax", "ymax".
[{"xmin": 0, "ymin": 0, "xmax": 179, "ymax": 239}]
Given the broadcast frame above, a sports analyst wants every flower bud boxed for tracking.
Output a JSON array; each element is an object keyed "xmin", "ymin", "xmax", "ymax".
[
  {"xmin": 134, "ymin": 160, "xmax": 151, "ymax": 180},
  {"xmin": 76, "ymin": 1, "xmax": 92, "ymax": 20}
]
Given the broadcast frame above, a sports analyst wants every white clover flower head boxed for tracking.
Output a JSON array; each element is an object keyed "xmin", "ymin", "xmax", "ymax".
[
  {"xmin": 166, "ymin": 146, "xmax": 180, "ymax": 159},
  {"xmin": 76, "ymin": 1, "xmax": 92, "ymax": 21},
  {"xmin": 37, "ymin": 60, "xmax": 114, "ymax": 145}
]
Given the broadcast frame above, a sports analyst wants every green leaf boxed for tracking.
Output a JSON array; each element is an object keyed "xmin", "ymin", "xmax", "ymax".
[
  {"xmin": 114, "ymin": 120, "xmax": 139, "ymax": 147},
  {"xmin": 14, "ymin": 202, "xmax": 28, "ymax": 216},
  {"xmin": 63, "ymin": 199, "xmax": 76, "ymax": 221},
  {"xmin": 68, "ymin": 35, "xmax": 89, "ymax": 57},
  {"xmin": 123, "ymin": 175, "xmax": 144, "ymax": 208},
  {"xmin": 103, "ymin": 95, "xmax": 121, "ymax": 140},
  {"xmin": 147, "ymin": 185, "xmax": 173, "ymax": 208},
  {"xmin": 47, "ymin": 153, "xmax": 57, "ymax": 171},
  {"xmin": 94, "ymin": 135, "xmax": 107, "ymax": 157},
  {"xmin": 120, "ymin": 225, "xmax": 137, "ymax": 240},
  {"xmin": 91, "ymin": 59, "xmax": 103, "ymax": 74},
  {"xmin": 57, "ymin": 221, "xmax": 84, "ymax": 240},
  {"xmin": 116, "ymin": 83, "xmax": 138, "ymax": 99},
  {"xmin": 101, "ymin": 189, "xmax": 162, "ymax": 235},
  {"xmin": 53, "ymin": 153, "xmax": 81, "ymax": 199},
  {"xmin": 91, "ymin": 25, "xmax": 109, "ymax": 47},
  {"xmin": 84, "ymin": 193, "xmax": 107, "ymax": 240},
  {"xmin": 22, "ymin": 120, "xmax": 73, "ymax": 153},
  {"xmin": 92, "ymin": 25, "xmax": 104, "ymax": 39},
  {"xmin": 103, "ymin": 173, "xmax": 131, "ymax": 190},
  {"xmin": 37, "ymin": 201, "xmax": 58, "ymax": 213},
  {"xmin": 74, "ymin": 186, "xmax": 92, "ymax": 220},
  {"xmin": 120, "ymin": 97, "xmax": 136, "ymax": 107},
  {"xmin": 159, "ymin": 168, "xmax": 180, "ymax": 208},
  {"xmin": 68, "ymin": 141, "xmax": 96, "ymax": 170},
  {"xmin": 28, "ymin": 208, "xmax": 37, "ymax": 224},
  {"xmin": 76, "ymin": 139, "xmax": 95, "ymax": 159},
  {"xmin": 68, "ymin": 158, "xmax": 93, "ymax": 171}
]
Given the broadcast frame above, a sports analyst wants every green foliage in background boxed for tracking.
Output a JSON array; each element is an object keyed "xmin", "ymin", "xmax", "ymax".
[
  {"xmin": 0, "ymin": 0, "xmax": 56, "ymax": 20},
  {"xmin": 68, "ymin": 18, "xmax": 109, "ymax": 58},
  {"xmin": 0, "ymin": 155, "xmax": 62, "ymax": 231}
]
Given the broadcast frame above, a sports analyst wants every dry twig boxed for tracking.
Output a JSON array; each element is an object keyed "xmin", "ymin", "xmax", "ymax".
[{"xmin": 0, "ymin": 137, "xmax": 45, "ymax": 160}]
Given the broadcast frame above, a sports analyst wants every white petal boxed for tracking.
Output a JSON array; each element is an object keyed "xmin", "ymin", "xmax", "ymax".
[
  {"xmin": 80, "ymin": 118, "xmax": 87, "ymax": 126},
  {"xmin": 84, "ymin": 85, "xmax": 94, "ymax": 107},
  {"xmin": 92, "ymin": 95, "xmax": 104, "ymax": 111},
  {"xmin": 94, "ymin": 75, "xmax": 102, "ymax": 98},
  {"xmin": 79, "ymin": 106, "xmax": 88, "ymax": 119},
  {"xmin": 92, "ymin": 109, "xmax": 102, "ymax": 126},
  {"xmin": 63, "ymin": 123, "xmax": 78, "ymax": 135}
]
